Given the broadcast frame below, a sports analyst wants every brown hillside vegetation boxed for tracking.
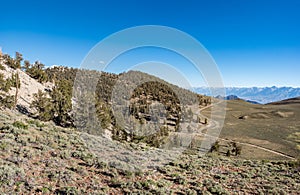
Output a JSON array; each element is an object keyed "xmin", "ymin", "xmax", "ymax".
[
  {"xmin": 0, "ymin": 109, "xmax": 299, "ymax": 194},
  {"xmin": 268, "ymin": 97, "xmax": 300, "ymax": 105},
  {"xmin": 202, "ymin": 99, "xmax": 300, "ymax": 159}
]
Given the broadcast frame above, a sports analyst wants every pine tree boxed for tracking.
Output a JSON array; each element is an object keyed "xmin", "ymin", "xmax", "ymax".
[
  {"xmin": 51, "ymin": 79, "xmax": 73, "ymax": 127},
  {"xmin": 0, "ymin": 94, "xmax": 15, "ymax": 109},
  {"xmin": 23, "ymin": 60, "xmax": 30, "ymax": 72},
  {"xmin": 0, "ymin": 73, "xmax": 5, "ymax": 90},
  {"xmin": 25, "ymin": 61, "xmax": 48, "ymax": 83},
  {"xmin": 0, "ymin": 63, "xmax": 4, "ymax": 70},
  {"xmin": 209, "ymin": 141, "xmax": 220, "ymax": 153},
  {"xmin": 96, "ymin": 101, "xmax": 112, "ymax": 129},
  {"xmin": 0, "ymin": 73, "xmax": 15, "ymax": 109},
  {"xmin": 226, "ymin": 150, "xmax": 231, "ymax": 157},
  {"xmin": 236, "ymin": 145, "xmax": 242, "ymax": 156},
  {"xmin": 31, "ymin": 90, "xmax": 53, "ymax": 121},
  {"xmin": 15, "ymin": 52, "xmax": 23, "ymax": 69},
  {"xmin": 4, "ymin": 52, "xmax": 23, "ymax": 69},
  {"xmin": 14, "ymin": 72, "xmax": 19, "ymax": 108}
]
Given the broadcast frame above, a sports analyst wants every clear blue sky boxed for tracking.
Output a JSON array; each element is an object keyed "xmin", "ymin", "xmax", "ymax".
[{"xmin": 0, "ymin": 0, "xmax": 299, "ymax": 87}]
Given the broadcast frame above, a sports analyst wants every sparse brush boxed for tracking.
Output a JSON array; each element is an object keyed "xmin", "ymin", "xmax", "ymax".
[{"xmin": 12, "ymin": 121, "xmax": 28, "ymax": 130}]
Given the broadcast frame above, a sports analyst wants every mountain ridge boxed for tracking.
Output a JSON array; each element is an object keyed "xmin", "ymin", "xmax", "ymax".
[{"xmin": 193, "ymin": 86, "xmax": 300, "ymax": 104}]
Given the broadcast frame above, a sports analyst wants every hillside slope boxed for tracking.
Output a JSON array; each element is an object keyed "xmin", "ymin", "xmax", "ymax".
[
  {"xmin": 204, "ymin": 99, "xmax": 300, "ymax": 159},
  {"xmin": 0, "ymin": 63, "xmax": 51, "ymax": 111},
  {"xmin": 0, "ymin": 53, "xmax": 211, "ymax": 148},
  {"xmin": 0, "ymin": 109, "xmax": 299, "ymax": 194},
  {"xmin": 268, "ymin": 97, "xmax": 300, "ymax": 105},
  {"xmin": 0, "ymin": 54, "xmax": 299, "ymax": 194}
]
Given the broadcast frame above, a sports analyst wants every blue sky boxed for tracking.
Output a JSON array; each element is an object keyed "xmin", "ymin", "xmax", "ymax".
[{"xmin": 0, "ymin": 0, "xmax": 299, "ymax": 87}]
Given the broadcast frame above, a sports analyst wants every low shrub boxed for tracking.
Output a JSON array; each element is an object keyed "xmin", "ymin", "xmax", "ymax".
[{"xmin": 12, "ymin": 121, "xmax": 28, "ymax": 130}]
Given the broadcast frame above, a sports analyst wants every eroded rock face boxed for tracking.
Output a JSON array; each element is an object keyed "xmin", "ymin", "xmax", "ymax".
[{"xmin": 0, "ymin": 63, "xmax": 53, "ymax": 112}]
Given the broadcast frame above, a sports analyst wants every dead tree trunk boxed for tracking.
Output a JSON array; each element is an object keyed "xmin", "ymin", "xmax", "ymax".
[{"xmin": 14, "ymin": 71, "xmax": 19, "ymax": 108}]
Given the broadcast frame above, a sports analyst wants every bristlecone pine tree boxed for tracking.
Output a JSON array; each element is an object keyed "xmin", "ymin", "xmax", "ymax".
[
  {"xmin": 51, "ymin": 79, "xmax": 73, "ymax": 127},
  {"xmin": 24, "ymin": 61, "xmax": 48, "ymax": 83},
  {"xmin": 31, "ymin": 90, "xmax": 53, "ymax": 121}
]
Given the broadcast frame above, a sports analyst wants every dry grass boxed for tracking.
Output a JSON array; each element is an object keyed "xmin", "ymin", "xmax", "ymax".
[{"xmin": 202, "ymin": 99, "xmax": 300, "ymax": 159}]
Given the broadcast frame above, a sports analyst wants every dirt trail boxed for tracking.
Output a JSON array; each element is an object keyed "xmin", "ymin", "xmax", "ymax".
[{"xmin": 198, "ymin": 102, "xmax": 296, "ymax": 160}]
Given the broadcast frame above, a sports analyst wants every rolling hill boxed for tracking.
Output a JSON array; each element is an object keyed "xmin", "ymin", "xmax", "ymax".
[
  {"xmin": 200, "ymin": 98, "xmax": 300, "ymax": 159},
  {"xmin": 268, "ymin": 97, "xmax": 300, "ymax": 105}
]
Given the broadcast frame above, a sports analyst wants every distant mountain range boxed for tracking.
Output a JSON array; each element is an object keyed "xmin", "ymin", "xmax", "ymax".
[
  {"xmin": 193, "ymin": 86, "xmax": 300, "ymax": 104},
  {"xmin": 215, "ymin": 95, "xmax": 261, "ymax": 104}
]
